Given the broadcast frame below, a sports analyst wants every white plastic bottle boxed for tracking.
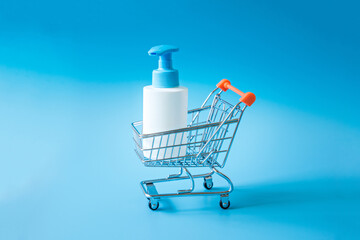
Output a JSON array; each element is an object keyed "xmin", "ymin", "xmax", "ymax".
[{"xmin": 143, "ymin": 45, "xmax": 188, "ymax": 159}]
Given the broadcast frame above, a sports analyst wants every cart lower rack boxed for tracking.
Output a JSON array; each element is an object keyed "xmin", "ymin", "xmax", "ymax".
[{"xmin": 131, "ymin": 79, "xmax": 256, "ymax": 210}]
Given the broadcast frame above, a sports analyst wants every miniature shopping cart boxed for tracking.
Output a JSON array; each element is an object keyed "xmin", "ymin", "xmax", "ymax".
[{"xmin": 131, "ymin": 79, "xmax": 256, "ymax": 210}]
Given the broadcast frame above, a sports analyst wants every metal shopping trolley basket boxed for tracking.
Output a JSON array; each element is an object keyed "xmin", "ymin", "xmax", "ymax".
[{"xmin": 131, "ymin": 79, "xmax": 256, "ymax": 210}]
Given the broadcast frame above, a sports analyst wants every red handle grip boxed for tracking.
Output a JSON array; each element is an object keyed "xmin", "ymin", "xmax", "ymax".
[{"xmin": 216, "ymin": 79, "xmax": 256, "ymax": 106}]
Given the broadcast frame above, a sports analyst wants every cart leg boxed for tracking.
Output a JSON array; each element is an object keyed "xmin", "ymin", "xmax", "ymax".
[
  {"xmin": 212, "ymin": 167, "xmax": 233, "ymax": 193},
  {"xmin": 177, "ymin": 167, "xmax": 195, "ymax": 194},
  {"xmin": 203, "ymin": 175, "xmax": 213, "ymax": 190},
  {"xmin": 213, "ymin": 167, "xmax": 233, "ymax": 209},
  {"xmin": 145, "ymin": 183, "xmax": 160, "ymax": 210}
]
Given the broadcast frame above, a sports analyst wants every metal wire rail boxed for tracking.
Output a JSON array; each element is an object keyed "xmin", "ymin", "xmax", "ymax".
[{"xmin": 131, "ymin": 79, "xmax": 256, "ymax": 210}]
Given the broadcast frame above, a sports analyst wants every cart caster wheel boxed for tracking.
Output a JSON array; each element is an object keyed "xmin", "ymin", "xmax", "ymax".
[
  {"xmin": 148, "ymin": 201, "xmax": 159, "ymax": 211},
  {"xmin": 203, "ymin": 177, "xmax": 213, "ymax": 190},
  {"xmin": 220, "ymin": 200, "xmax": 230, "ymax": 209},
  {"xmin": 203, "ymin": 180, "xmax": 213, "ymax": 190}
]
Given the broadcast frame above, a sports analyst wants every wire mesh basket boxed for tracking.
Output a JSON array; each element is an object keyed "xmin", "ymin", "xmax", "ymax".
[{"xmin": 132, "ymin": 94, "xmax": 245, "ymax": 168}]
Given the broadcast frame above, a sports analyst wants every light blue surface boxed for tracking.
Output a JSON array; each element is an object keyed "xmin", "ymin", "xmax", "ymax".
[
  {"xmin": 0, "ymin": 0, "xmax": 360, "ymax": 239},
  {"xmin": 148, "ymin": 45, "xmax": 180, "ymax": 88}
]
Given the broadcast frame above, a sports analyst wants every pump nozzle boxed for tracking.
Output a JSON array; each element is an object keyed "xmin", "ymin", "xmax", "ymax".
[{"xmin": 148, "ymin": 45, "xmax": 179, "ymax": 88}]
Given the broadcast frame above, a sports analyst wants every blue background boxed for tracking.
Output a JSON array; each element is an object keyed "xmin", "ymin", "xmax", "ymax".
[{"xmin": 1, "ymin": 0, "xmax": 359, "ymax": 239}]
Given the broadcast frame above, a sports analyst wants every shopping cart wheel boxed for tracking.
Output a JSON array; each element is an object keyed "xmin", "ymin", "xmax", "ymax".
[
  {"xmin": 148, "ymin": 201, "xmax": 159, "ymax": 211},
  {"xmin": 203, "ymin": 176, "xmax": 213, "ymax": 190},
  {"xmin": 220, "ymin": 200, "xmax": 230, "ymax": 209},
  {"xmin": 220, "ymin": 194, "xmax": 230, "ymax": 209}
]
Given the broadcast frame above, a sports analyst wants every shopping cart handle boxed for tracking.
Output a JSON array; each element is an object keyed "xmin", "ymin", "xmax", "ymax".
[{"xmin": 216, "ymin": 79, "xmax": 256, "ymax": 106}]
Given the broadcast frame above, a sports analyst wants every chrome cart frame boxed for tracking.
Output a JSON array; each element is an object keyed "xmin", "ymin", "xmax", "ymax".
[{"xmin": 131, "ymin": 79, "xmax": 256, "ymax": 210}]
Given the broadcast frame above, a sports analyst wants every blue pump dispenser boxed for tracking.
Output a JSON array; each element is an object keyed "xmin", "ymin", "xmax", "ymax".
[
  {"xmin": 148, "ymin": 45, "xmax": 179, "ymax": 88},
  {"xmin": 143, "ymin": 45, "xmax": 188, "ymax": 159}
]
